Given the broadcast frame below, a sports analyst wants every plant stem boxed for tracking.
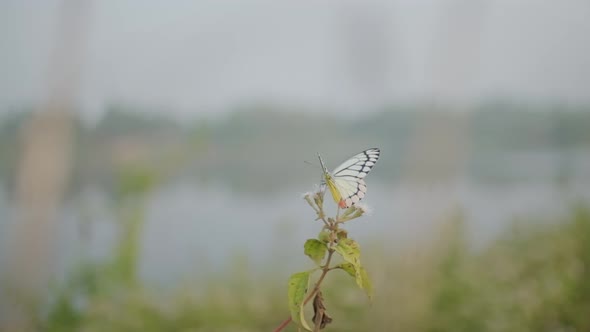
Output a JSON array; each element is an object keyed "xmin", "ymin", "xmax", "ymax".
[
  {"xmin": 272, "ymin": 233, "xmax": 336, "ymax": 332},
  {"xmin": 319, "ymin": 213, "xmax": 330, "ymax": 228},
  {"xmin": 272, "ymin": 317, "xmax": 292, "ymax": 332}
]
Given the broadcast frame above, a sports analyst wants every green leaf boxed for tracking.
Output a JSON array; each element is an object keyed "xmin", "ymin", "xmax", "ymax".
[
  {"xmin": 359, "ymin": 266, "xmax": 374, "ymax": 299},
  {"xmin": 287, "ymin": 271, "xmax": 313, "ymax": 331},
  {"xmin": 335, "ymin": 263, "xmax": 374, "ymax": 300},
  {"xmin": 335, "ymin": 239, "xmax": 361, "ymax": 270},
  {"xmin": 304, "ymin": 239, "xmax": 327, "ymax": 265},
  {"xmin": 337, "ymin": 262, "xmax": 356, "ymax": 277},
  {"xmin": 335, "ymin": 239, "xmax": 362, "ymax": 294}
]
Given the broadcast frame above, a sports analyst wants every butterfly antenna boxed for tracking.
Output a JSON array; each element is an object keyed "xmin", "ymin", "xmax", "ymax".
[
  {"xmin": 317, "ymin": 153, "xmax": 325, "ymax": 171},
  {"xmin": 303, "ymin": 160, "xmax": 316, "ymax": 167}
]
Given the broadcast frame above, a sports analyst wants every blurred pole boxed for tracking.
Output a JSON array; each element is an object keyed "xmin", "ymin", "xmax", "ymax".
[
  {"xmin": 338, "ymin": 3, "xmax": 398, "ymax": 110},
  {"xmin": 402, "ymin": 0, "xmax": 489, "ymax": 183},
  {"xmin": 1, "ymin": 0, "xmax": 92, "ymax": 330}
]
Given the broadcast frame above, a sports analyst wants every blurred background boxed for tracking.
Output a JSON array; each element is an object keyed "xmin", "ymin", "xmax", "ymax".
[{"xmin": 1, "ymin": 1, "xmax": 590, "ymax": 331}]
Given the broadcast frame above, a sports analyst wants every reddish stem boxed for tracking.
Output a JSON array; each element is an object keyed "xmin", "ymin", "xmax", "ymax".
[{"xmin": 272, "ymin": 317, "xmax": 292, "ymax": 332}]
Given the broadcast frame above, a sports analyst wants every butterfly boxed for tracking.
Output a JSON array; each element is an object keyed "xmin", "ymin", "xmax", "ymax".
[{"xmin": 318, "ymin": 148, "xmax": 380, "ymax": 208}]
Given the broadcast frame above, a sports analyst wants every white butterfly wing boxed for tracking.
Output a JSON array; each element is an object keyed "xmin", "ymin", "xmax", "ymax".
[
  {"xmin": 333, "ymin": 178, "xmax": 367, "ymax": 208},
  {"xmin": 330, "ymin": 148, "xmax": 380, "ymax": 208},
  {"xmin": 331, "ymin": 148, "xmax": 380, "ymax": 179}
]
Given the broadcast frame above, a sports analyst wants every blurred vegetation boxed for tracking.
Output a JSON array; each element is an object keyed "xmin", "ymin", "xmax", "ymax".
[
  {"xmin": 1, "ymin": 102, "xmax": 590, "ymax": 194},
  {"xmin": 2, "ymin": 104, "xmax": 590, "ymax": 330},
  {"xmin": 35, "ymin": 197, "xmax": 590, "ymax": 331}
]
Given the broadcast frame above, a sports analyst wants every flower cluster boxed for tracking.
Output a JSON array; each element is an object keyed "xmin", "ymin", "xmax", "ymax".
[{"xmin": 303, "ymin": 189, "xmax": 370, "ymax": 224}]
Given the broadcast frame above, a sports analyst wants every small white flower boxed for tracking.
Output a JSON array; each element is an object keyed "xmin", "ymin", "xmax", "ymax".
[
  {"xmin": 301, "ymin": 185, "xmax": 322, "ymax": 199},
  {"xmin": 354, "ymin": 203, "xmax": 373, "ymax": 216},
  {"xmin": 301, "ymin": 191, "xmax": 315, "ymax": 199}
]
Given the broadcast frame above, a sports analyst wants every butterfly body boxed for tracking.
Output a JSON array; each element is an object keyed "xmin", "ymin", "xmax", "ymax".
[{"xmin": 318, "ymin": 148, "xmax": 380, "ymax": 208}]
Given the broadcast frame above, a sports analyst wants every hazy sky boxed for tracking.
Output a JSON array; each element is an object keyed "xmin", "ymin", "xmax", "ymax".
[{"xmin": 1, "ymin": 0, "xmax": 590, "ymax": 119}]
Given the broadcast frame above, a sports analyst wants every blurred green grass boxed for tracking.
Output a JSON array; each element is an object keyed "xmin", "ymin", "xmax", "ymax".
[
  {"xmin": 3, "ymin": 107, "xmax": 589, "ymax": 331},
  {"xmin": 39, "ymin": 202, "xmax": 590, "ymax": 332}
]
